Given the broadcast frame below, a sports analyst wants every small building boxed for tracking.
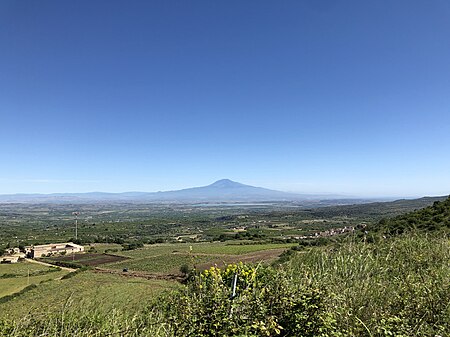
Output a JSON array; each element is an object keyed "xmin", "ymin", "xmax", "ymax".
[
  {"xmin": 5, "ymin": 247, "xmax": 20, "ymax": 255},
  {"xmin": 0, "ymin": 255, "xmax": 22, "ymax": 263},
  {"xmin": 0, "ymin": 247, "xmax": 26, "ymax": 263},
  {"xmin": 26, "ymin": 242, "xmax": 84, "ymax": 258}
]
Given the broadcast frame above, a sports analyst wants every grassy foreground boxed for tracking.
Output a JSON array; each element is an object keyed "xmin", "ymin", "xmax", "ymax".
[
  {"xmin": 287, "ymin": 234, "xmax": 450, "ymax": 336},
  {"xmin": 0, "ymin": 234, "xmax": 448, "ymax": 336}
]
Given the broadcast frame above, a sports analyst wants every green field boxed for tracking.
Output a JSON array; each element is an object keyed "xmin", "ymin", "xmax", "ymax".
[
  {"xmin": 104, "ymin": 253, "xmax": 220, "ymax": 273},
  {"xmin": 185, "ymin": 242, "xmax": 298, "ymax": 255},
  {"xmin": 0, "ymin": 261, "xmax": 68, "ymax": 298},
  {"xmin": 87, "ymin": 243, "xmax": 123, "ymax": 253},
  {"xmin": 0, "ymin": 270, "xmax": 179, "ymax": 320},
  {"xmin": 116, "ymin": 242, "xmax": 298, "ymax": 257},
  {"xmin": 103, "ymin": 242, "xmax": 298, "ymax": 273},
  {"xmin": 0, "ymin": 243, "xmax": 296, "ymax": 325}
]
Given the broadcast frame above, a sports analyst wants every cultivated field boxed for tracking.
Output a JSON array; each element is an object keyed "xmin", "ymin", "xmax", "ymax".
[
  {"xmin": 35, "ymin": 242, "xmax": 297, "ymax": 275},
  {"xmin": 0, "ymin": 270, "xmax": 179, "ymax": 320},
  {"xmin": 45, "ymin": 253, "xmax": 129, "ymax": 266},
  {"xmin": 0, "ymin": 261, "xmax": 69, "ymax": 297},
  {"xmin": 103, "ymin": 242, "xmax": 298, "ymax": 274},
  {"xmin": 0, "ymin": 243, "xmax": 296, "ymax": 324}
]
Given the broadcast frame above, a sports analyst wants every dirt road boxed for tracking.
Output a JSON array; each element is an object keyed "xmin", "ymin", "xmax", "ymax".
[{"xmin": 25, "ymin": 258, "xmax": 76, "ymax": 272}]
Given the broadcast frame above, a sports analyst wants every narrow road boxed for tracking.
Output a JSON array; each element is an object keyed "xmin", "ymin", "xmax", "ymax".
[{"xmin": 25, "ymin": 258, "xmax": 76, "ymax": 272}]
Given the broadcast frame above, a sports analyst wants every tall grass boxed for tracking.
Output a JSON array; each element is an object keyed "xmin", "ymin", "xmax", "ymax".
[
  {"xmin": 0, "ymin": 298, "xmax": 171, "ymax": 337},
  {"xmin": 288, "ymin": 234, "xmax": 450, "ymax": 336}
]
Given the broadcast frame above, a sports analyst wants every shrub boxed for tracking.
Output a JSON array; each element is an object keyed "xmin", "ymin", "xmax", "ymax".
[
  {"xmin": 163, "ymin": 263, "xmax": 339, "ymax": 336},
  {"xmin": 179, "ymin": 264, "xmax": 191, "ymax": 276},
  {"xmin": 122, "ymin": 242, "xmax": 144, "ymax": 251}
]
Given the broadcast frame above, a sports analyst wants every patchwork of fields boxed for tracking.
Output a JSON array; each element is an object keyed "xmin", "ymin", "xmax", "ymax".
[
  {"xmin": 39, "ymin": 242, "xmax": 297, "ymax": 275},
  {"xmin": 104, "ymin": 242, "xmax": 297, "ymax": 274},
  {"xmin": 0, "ymin": 241, "xmax": 297, "ymax": 316}
]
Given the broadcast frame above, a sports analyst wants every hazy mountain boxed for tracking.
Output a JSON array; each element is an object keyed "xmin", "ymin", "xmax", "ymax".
[
  {"xmin": 0, "ymin": 179, "xmax": 330, "ymax": 203},
  {"xmin": 0, "ymin": 180, "xmax": 446, "ymax": 210},
  {"xmin": 145, "ymin": 179, "xmax": 304, "ymax": 201}
]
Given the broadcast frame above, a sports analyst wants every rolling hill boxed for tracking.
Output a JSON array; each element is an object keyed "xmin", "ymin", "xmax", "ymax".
[{"xmin": 372, "ymin": 195, "xmax": 450, "ymax": 234}]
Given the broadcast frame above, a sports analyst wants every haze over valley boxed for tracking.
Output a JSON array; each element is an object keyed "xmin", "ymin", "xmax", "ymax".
[{"xmin": 0, "ymin": 179, "xmax": 370, "ymax": 204}]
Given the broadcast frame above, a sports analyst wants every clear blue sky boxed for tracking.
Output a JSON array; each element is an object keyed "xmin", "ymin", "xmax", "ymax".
[{"xmin": 1, "ymin": 0, "xmax": 449, "ymax": 197}]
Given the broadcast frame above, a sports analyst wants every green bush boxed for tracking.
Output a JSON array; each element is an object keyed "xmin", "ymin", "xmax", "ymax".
[
  {"xmin": 122, "ymin": 242, "xmax": 144, "ymax": 251},
  {"xmin": 163, "ymin": 262, "xmax": 339, "ymax": 337}
]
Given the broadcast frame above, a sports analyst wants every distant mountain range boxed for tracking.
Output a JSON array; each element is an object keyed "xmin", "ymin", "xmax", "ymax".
[{"xmin": 0, "ymin": 179, "xmax": 344, "ymax": 204}]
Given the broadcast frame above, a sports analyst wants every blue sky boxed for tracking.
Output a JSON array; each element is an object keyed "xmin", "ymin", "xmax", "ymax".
[{"xmin": 1, "ymin": 0, "xmax": 450, "ymax": 197}]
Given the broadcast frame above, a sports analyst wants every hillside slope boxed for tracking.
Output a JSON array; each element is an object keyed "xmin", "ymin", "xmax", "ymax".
[
  {"xmin": 306, "ymin": 195, "xmax": 447, "ymax": 219},
  {"xmin": 372, "ymin": 195, "xmax": 450, "ymax": 234}
]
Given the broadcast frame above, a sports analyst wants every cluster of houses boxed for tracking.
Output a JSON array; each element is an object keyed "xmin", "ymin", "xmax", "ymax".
[
  {"xmin": 0, "ymin": 242, "xmax": 84, "ymax": 263},
  {"xmin": 0, "ymin": 247, "xmax": 26, "ymax": 264},
  {"xmin": 314, "ymin": 226, "xmax": 355, "ymax": 237}
]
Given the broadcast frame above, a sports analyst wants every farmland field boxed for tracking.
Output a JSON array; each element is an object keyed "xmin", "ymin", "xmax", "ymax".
[
  {"xmin": 34, "ymin": 242, "xmax": 298, "ymax": 275},
  {"xmin": 104, "ymin": 253, "xmax": 219, "ymax": 274},
  {"xmin": 116, "ymin": 242, "xmax": 298, "ymax": 258},
  {"xmin": 103, "ymin": 242, "xmax": 298, "ymax": 274},
  {"xmin": 0, "ymin": 270, "xmax": 179, "ymax": 320},
  {"xmin": 44, "ymin": 253, "xmax": 129, "ymax": 266},
  {"xmin": 0, "ymin": 261, "xmax": 69, "ymax": 297}
]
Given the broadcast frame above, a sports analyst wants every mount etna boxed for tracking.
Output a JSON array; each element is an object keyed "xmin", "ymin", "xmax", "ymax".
[{"xmin": 0, "ymin": 179, "xmax": 342, "ymax": 203}]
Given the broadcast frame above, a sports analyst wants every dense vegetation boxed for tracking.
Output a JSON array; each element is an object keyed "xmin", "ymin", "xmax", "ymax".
[{"xmin": 373, "ymin": 195, "xmax": 450, "ymax": 234}]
